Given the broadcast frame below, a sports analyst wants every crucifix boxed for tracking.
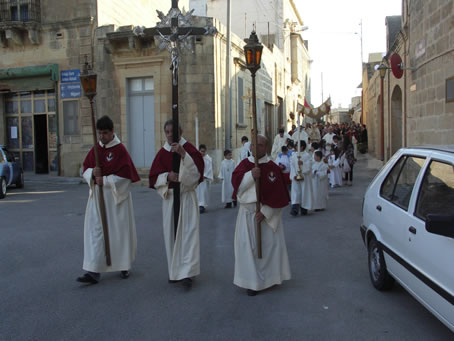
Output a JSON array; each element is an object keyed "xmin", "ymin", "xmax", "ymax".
[{"xmin": 147, "ymin": 0, "xmax": 216, "ymax": 239}]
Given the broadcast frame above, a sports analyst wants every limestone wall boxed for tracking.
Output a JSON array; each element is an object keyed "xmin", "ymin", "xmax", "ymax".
[
  {"xmin": 41, "ymin": 0, "xmax": 96, "ymax": 23},
  {"xmin": 363, "ymin": 0, "xmax": 454, "ymax": 162},
  {"xmin": 407, "ymin": 0, "xmax": 454, "ymax": 146},
  {"xmin": 97, "ymin": 0, "xmax": 189, "ymax": 28}
]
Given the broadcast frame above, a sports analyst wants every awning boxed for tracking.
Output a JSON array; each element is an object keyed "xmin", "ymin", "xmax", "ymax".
[{"xmin": 0, "ymin": 64, "xmax": 59, "ymax": 92}]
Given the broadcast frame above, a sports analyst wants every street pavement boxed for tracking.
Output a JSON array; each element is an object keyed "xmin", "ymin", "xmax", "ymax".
[{"xmin": 0, "ymin": 156, "xmax": 452, "ymax": 340}]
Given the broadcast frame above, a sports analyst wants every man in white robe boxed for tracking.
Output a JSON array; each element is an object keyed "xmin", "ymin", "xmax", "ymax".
[
  {"xmin": 322, "ymin": 126, "xmax": 336, "ymax": 151},
  {"xmin": 77, "ymin": 115, "xmax": 139, "ymax": 284},
  {"xmin": 232, "ymin": 135, "xmax": 291, "ymax": 296},
  {"xmin": 293, "ymin": 126, "xmax": 309, "ymax": 145},
  {"xmin": 290, "ymin": 140, "xmax": 314, "ymax": 216},
  {"xmin": 218, "ymin": 149, "xmax": 236, "ymax": 208},
  {"xmin": 149, "ymin": 120, "xmax": 204, "ymax": 289},
  {"xmin": 271, "ymin": 128, "xmax": 292, "ymax": 160},
  {"xmin": 195, "ymin": 144, "xmax": 213, "ymax": 213}
]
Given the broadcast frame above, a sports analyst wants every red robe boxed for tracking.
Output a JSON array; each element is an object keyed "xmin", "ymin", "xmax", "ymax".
[
  {"xmin": 83, "ymin": 143, "xmax": 140, "ymax": 182},
  {"xmin": 232, "ymin": 158, "xmax": 290, "ymax": 208},
  {"xmin": 149, "ymin": 140, "xmax": 204, "ymax": 188}
]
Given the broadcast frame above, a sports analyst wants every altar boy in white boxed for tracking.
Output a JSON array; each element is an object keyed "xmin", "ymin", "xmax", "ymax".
[
  {"xmin": 78, "ymin": 116, "xmax": 140, "ymax": 284},
  {"xmin": 312, "ymin": 151, "xmax": 330, "ymax": 211},
  {"xmin": 290, "ymin": 140, "xmax": 314, "ymax": 216},
  {"xmin": 231, "ymin": 135, "xmax": 291, "ymax": 296},
  {"xmin": 218, "ymin": 149, "xmax": 236, "ymax": 208},
  {"xmin": 196, "ymin": 144, "xmax": 213, "ymax": 213}
]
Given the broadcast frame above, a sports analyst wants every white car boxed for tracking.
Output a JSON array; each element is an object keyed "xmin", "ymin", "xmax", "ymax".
[{"xmin": 361, "ymin": 146, "xmax": 454, "ymax": 332}]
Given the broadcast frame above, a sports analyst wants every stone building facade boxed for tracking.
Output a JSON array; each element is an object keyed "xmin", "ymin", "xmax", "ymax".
[
  {"xmin": 362, "ymin": 0, "xmax": 454, "ymax": 161},
  {"xmin": 0, "ymin": 0, "xmax": 309, "ymax": 177},
  {"xmin": 0, "ymin": 0, "xmax": 186, "ymax": 176},
  {"xmin": 190, "ymin": 0, "xmax": 311, "ymax": 132},
  {"xmin": 106, "ymin": 14, "xmax": 309, "ymax": 174}
]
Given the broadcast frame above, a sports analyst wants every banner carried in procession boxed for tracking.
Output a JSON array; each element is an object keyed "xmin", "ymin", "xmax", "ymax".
[{"xmin": 300, "ymin": 97, "xmax": 332, "ymax": 119}]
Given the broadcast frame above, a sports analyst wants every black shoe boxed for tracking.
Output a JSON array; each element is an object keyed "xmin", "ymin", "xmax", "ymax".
[
  {"xmin": 247, "ymin": 289, "xmax": 258, "ymax": 296},
  {"xmin": 168, "ymin": 279, "xmax": 181, "ymax": 284},
  {"xmin": 199, "ymin": 206, "xmax": 205, "ymax": 214},
  {"xmin": 315, "ymin": 209, "xmax": 324, "ymax": 212},
  {"xmin": 225, "ymin": 203, "xmax": 232, "ymax": 208},
  {"xmin": 181, "ymin": 278, "xmax": 192, "ymax": 290},
  {"xmin": 290, "ymin": 204, "xmax": 298, "ymax": 216},
  {"xmin": 300, "ymin": 207, "xmax": 308, "ymax": 216},
  {"xmin": 120, "ymin": 271, "xmax": 130, "ymax": 279},
  {"xmin": 76, "ymin": 273, "xmax": 98, "ymax": 284},
  {"xmin": 233, "ymin": 201, "xmax": 237, "ymax": 208}
]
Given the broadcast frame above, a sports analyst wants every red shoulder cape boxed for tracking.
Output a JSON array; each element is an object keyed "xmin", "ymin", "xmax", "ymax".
[
  {"xmin": 83, "ymin": 143, "xmax": 140, "ymax": 182},
  {"xmin": 149, "ymin": 141, "xmax": 204, "ymax": 189},
  {"xmin": 232, "ymin": 158, "xmax": 290, "ymax": 208}
]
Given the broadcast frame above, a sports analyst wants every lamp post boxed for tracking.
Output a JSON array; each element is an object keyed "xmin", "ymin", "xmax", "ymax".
[
  {"xmin": 244, "ymin": 30, "xmax": 263, "ymax": 259},
  {"xmin": 377, "ymin": 63, "xmax": 387, "ymax": 161},
  {"xmin": 80, "ymin": 60, "xmax": 112, "ymax": 266}
]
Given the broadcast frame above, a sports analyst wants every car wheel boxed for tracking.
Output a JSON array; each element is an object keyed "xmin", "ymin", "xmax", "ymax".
[
  {"xmin": 368, "ymin": 238, "xmax": 394, "ymax": 291},
  {"xmin": 0, "ymin": 177, "xmax": 6, "ymax": 199},
  {"xmin": 16, "ymin": 171, "xmax": 24, "ymax": 188}
]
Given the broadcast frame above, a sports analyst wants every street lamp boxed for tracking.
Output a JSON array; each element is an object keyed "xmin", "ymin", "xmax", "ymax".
[
  {"xmin": 377, "ymin": 63, "xmax": 387, "ymax": 79},
  {"xmin": 377, "ymin": 63, "xmax": 388, "ymax": 161},
  {"xmin": 244, "ymin": 31, "xmax": 263, "ymax": 74},
  {"xmin": 80, "ymin": 60, "xmax": 97, "ymax": 99},
  {"xmin": 243, "ymin": 30, "xmax": 263, "ymax": 259},
  {"xmin": 79, "ymin": 58, "xmax": 111, "ymax": 266}
]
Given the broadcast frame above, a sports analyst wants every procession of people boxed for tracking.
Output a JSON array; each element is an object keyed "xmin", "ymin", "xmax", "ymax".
[{"xmin": 78, "ymin": 114, "xmax": 363, "ymax": 295}]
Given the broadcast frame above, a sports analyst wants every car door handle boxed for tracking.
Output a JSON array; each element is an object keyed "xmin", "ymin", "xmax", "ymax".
[
  {"xmin": 409, "ymin": 226, "xmax": 417, "ymax": 234},
  {"xmin": 376, "ymin": 205, "xmax": 382, "ymax": 212}
]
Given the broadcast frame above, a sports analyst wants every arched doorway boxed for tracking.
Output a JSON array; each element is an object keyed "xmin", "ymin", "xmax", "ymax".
[{"xmin": 391, "ymin": 86, "xmax": 403, "ymax": 155}]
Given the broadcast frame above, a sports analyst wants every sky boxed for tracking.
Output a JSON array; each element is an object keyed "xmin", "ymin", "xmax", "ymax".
[{"xmin": 295, "ymin": 0, "xmax": 402, "ymax": 108}]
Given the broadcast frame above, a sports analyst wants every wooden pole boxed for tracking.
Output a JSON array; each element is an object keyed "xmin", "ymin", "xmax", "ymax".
[
  {"xmin": 251, "ymin": 73, "xmax": 262, "ymax": 259},
  {"xmin": 172, "ymin": 64, "xmax": 181, "ymax": 241},
  {"xmin": 89, "ymin": 99, "xmax": 111, "ymax": 266}
]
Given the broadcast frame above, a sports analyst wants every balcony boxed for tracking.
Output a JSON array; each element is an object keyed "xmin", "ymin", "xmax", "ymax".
[{"xmin": 0, "ymin": 0, "xmax": 41, "ymax": 45}]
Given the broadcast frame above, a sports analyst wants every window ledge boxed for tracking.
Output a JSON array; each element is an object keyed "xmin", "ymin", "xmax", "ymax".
[{"xmin": 236, "ymin": 123, "xmax": 248, "ymax": 129}]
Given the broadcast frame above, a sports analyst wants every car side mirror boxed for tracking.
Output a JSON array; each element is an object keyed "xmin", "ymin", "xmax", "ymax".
[{"xmin": 425, "ymin": 214, "xmax": 454, "ymax": 239}]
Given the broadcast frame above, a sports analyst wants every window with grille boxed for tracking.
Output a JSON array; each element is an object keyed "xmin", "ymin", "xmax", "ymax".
[{"xmin": 0, "ymin": 0, "xmax": 40, "ymax": 22}]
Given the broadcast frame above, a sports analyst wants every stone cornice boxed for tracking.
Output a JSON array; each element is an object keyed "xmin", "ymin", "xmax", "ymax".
[{"xmin": 112, "ymin": 57, "xmax": 165, "ymax": 69}]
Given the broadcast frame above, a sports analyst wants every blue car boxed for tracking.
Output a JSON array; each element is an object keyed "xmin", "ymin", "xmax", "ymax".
[{"xmin": 0, "ymin": 146, "xmax": 24, "ymax": 199}]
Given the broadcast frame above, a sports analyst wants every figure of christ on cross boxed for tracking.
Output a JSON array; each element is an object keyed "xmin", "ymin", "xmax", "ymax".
[{"xmin": 143, "ymin": 0, "xmax": 215, "ymax": 238}]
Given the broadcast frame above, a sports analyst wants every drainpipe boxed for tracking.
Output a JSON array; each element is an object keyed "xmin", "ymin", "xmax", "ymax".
[
  {"xmin": 225, "ymin": 0, "xmax": 232, "ymax": 149},
  {"xmin": 55, "ymin": 81, "xmax": 61, "ymax": 176}
]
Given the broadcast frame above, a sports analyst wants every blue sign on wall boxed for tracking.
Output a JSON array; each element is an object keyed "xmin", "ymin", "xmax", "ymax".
[
  {"xmin": 61, "ymin": 69, "xmax": 80, "ymax": 83},
  {"xmin": 60, "ymin": 83, "xmax": 81, "ymax": 98}
]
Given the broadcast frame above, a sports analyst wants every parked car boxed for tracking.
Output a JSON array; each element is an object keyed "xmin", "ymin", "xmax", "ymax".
[
  {"xmin": 361, "ymin": 146, "xmax": 454, "ymax": 332},
  {"xmin": 0, "ymin": 146, "xmax": 24, "ymax": 199}
]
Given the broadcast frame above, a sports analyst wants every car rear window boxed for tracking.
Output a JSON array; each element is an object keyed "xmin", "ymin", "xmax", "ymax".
[
  {"xmin": 415, "ymin": 160, "xmax": 454, "ymax": 221},
  {"xmin": 380, "ymin": 155, "xmax": 426, "ymax": 210}
]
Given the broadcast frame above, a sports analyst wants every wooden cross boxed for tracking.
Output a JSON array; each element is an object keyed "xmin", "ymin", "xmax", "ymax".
[{"xmin": 145, "ymin": 0, "xmax": 216, "ymax": 239}]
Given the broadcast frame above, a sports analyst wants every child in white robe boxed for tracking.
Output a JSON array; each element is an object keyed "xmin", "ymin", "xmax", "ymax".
[
  {"xmin": 328, "ymin": 148, "xmax": 343, "ymax": 188},
  {"xmin": 196, "ymin": 144, "xmax": 213, "ymax": 213},
  {"xmin": 312, "ymin": 151, "xmax": 330, "ymax": 211},
  {"xmin": 290, "ymin": 140, "xmax": 314, "ymax": 216},
  {"xmin": 218, "ymin": 149, "xmax": 236, "ymax": 208},
  {"xmin": 275, "ymin": 145, "xmax": 291, "ymax": 187}
]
